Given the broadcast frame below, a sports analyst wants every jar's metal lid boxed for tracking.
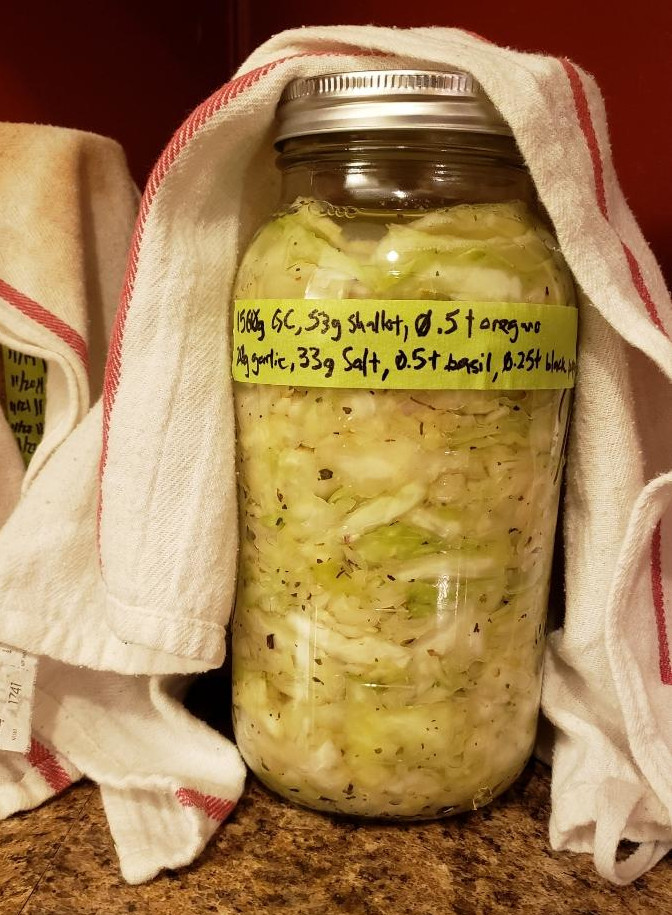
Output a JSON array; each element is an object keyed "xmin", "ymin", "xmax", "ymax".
[{"xmin": 275, "ymin": 70, "xmax": 512, "ymax": 143}]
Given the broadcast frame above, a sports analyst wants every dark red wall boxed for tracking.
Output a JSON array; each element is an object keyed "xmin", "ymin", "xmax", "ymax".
[
  {"xmin": 0, "ymin": 2, "xmax": 243, "ymax": 186},
  {"xmin": 1, "ymin": 2, "xmax": 670, "ymax": 282}
]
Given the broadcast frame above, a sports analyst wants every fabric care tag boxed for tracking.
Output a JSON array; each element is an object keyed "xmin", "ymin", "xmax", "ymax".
[
  {"xmin": 232, "ymin": 299, "xmax": 578, "ymax": 390},
  {"xmin": 0, "ymin": 646, "xmax": 38, "ymax": 752}
]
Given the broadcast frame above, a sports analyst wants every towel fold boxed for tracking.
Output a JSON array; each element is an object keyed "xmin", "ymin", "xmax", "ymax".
[{"xmin": 0, "ymin": 124, "xmax": 246, "ymax": 882}]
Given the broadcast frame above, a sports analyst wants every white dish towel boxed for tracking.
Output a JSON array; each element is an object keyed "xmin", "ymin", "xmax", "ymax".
[{"xmin": 1, "ymin": 26, "xmax": 671, "ymax": 885}]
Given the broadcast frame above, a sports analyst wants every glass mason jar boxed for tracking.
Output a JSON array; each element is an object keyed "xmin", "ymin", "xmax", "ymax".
[{"xmin": 231, "ymin": 71, "xmax": 577, "ymax": 819}]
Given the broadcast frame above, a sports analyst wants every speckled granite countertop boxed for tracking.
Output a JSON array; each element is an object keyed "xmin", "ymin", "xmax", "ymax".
[{"xmin": 1, "ymin": 757, "xmax": 670, "ymax": 915}]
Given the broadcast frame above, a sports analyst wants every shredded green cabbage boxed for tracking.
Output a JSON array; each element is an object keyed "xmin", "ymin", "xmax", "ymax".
[{"xmin": 232, "ymin": 197, "xmax": 573, "ymax": 817}]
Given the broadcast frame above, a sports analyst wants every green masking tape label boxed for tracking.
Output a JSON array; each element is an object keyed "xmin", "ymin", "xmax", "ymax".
[
  {"xmin": 0, "ymin": 346, "xmax": 47, "ymax": 466},
  {"xmin": 232, "ymin": 299, "xmax": 577, "ymax": 390}
]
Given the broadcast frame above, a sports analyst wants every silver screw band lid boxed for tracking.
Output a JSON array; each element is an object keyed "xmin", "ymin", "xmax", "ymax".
[{"xmin": 276, "ymin": 70, "xmax": 512, "ymax": 143}]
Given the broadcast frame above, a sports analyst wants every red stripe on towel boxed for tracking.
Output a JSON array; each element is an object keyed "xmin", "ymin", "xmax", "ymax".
[
  {"xmin": 0, "ymin": 278, "xmax": 88, "ymax": 369},
  {"xmin": 175, "ymin": 787, "xmax": 235, "ymax": 822},
  {"xmin": 621, "ymin": 241, "xmax": 667, "ymax": 336},
  {"xmin": 651, "ymin": 523, "xmax": 672, "ymax": 685},
  {"xmin": 26, "ymin": 739, "xmax": 73, "ymax": 794},
  {"xmin": 561, "ymin": 59, "xmax": 668, "ymax": 337},
  {"xmin": 560, "ymin": 59, "xmax": 608, "ymax": 219}
]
